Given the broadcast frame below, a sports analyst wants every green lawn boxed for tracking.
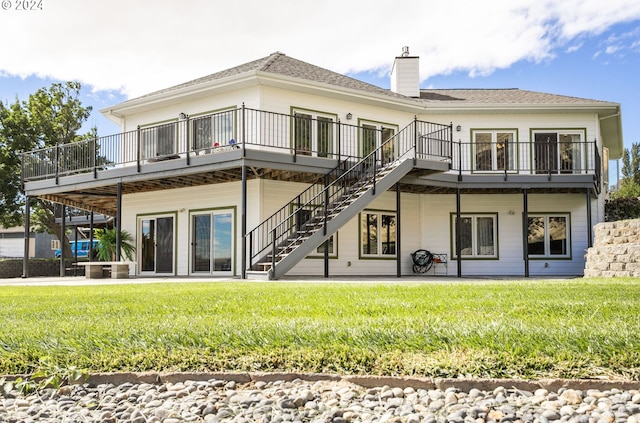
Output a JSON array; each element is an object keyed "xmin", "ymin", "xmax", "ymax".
[{"xmin": 1, "ymin": 278, "xmax": 639, "ymax": 380}]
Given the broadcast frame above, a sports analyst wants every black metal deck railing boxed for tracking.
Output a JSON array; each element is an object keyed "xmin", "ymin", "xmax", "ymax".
[
  {"xmin": 452, "ymin": 139, "xmax": 600, "ymax": 175},
  {"xmin": 21, "ymin": 106, "xmax": 370, "ymax": 182},
  {"xmin": 20, "ymin": 106, "xmax": 602, "ymax": 190}
]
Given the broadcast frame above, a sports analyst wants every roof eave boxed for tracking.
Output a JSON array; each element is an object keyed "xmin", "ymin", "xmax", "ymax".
[
  {"xmin": 99, "ymin": 72, "xmax": 261, "ymax": 118},
  {"xmin": 420, "ymin": 101, "xmax": 620, "ymax": 112},
  {"xmin": 600, "ymin": 109, "xmax": 623, "ymax": 159}
]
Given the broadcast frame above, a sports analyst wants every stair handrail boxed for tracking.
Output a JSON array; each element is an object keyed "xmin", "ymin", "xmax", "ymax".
[
  {"xmin": 246, "ymin": 156, "xmax": 356, "ymax": 267},
  {"xmin": 247, "ymin": 118, "xmax": 452, "ymax": 271}
]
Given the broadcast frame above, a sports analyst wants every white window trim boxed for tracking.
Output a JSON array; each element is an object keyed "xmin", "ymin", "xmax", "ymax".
[{"xmin": 452, "ymin": 213, "xmax": 498, "ymax": 259}]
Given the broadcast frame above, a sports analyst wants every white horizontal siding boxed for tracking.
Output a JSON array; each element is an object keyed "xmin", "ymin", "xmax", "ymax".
[
  {"xmin": 122, "ymin": 180, "xmax": 257, "ymax": 276},
  {"xmin": 121, "ymin": 179, "xmax": 593, "ymax": 278},
  {"xmin": 286, "ymin": 190, "xmax": 592, "ymax": 277}
]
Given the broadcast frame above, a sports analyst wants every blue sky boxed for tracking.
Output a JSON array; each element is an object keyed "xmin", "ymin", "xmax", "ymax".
[{"xmin": 1, "ymin": 0, "xmax": 639, "ymax": 181}]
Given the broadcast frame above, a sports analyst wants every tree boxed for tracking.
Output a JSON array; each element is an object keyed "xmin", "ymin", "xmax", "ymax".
[
  {"xmin": 0, "ymin": 82, "xmax": 94, "ymax": 255},
  {"xmin": 0, "ymin": 100, "xmax": 36, "ymax": 227},
  {"xmin": 606, "ymin": 142, "xmax": 640, "ymax": 221},
  {"xmin": 621, "ymin": 142, "xmax": 640, "ymax": 186},
  {"xmin": 612, "ymin": 142, "xmax": 640, "ymax": 200}
]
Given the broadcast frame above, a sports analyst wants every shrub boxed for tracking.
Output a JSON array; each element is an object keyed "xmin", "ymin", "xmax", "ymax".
[
  {"xmin": 94, "ymin": 228, "xmax": 135, "ymax": 261},
  {"xmin": 605, "ymin": 197, "xmax": 640, "ymax": 222}
]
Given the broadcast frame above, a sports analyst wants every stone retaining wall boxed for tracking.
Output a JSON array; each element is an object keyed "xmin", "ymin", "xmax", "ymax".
[
  {"xmin": 584, "ymin": 219, "xmax": 640, "ymax": 277},
  {"xmin": 0, "ymin": 259, "xmax": 61, "ymax": 278}
]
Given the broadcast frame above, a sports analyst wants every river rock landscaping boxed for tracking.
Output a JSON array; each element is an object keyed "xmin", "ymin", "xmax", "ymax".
[{"xmin": 1, "ymin": 377, "xmax": 640, "ymax": 422}]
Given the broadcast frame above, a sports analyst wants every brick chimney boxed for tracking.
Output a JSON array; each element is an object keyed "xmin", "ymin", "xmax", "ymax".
[{"xmin": 390, "ymin": 46, "xmax": 420, "ymax": 98}]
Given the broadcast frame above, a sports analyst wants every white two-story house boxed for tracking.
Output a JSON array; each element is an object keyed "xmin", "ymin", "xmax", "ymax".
[{"xmin": 21, "ymin": 48, "xmax": 623, "ymax": 279}]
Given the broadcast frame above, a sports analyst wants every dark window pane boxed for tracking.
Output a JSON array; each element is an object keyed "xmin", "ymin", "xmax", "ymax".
[
  {"xmin": 549, "ymin": 216, "xmax": 567, "ymax": 255},
  {"xmin": 527, "ymin": 217, "xmax": 545, "ymax": 255}
]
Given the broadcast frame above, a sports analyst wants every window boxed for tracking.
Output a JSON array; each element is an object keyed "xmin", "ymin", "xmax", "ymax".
[
  {"xmin": 452, "ymin": 214, "xmax": 498, "ymax": 258},
  {"xmin": 527, "ymin": 214, "xmax": 570, "ymax": 257},
  {"xmin": 472, "ymin": 130, "xmax": 516, "ymax": 172},
  {"xmin": 292, "ymin": 109, "xmax": 336, "ymax": 157},
  {"xmin": 360, "ymin": 121, "xmax": 397, "ymax": 164},
  {"xmin": 533, "ymin": 130, "xmax": 584, "ymax": 174},
  {"xmin": 360, "ymin": 211, "xmax": 396, "ymax": 257},
  {"xmin": 314, "ymin": 235, "xmax": 336, "ymax": 257},
  {"xmin": 141, "ymin": 122, "xmax": 176, "ymax": 159},
  {"xmin": 192, "ymin": 109, "xmax": 235, "ymax": 151}
]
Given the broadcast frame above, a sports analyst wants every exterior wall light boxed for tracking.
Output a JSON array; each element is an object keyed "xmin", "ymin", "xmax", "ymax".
[
  {"xmin": 456, "ymin": 125, "xmax": 462, "ymax": 132},
  {"xmin": 346, "ymin": 113, "xmax": 353, "ymax": 120}
]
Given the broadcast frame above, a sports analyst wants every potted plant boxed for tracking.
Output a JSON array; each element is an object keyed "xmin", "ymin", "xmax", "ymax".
[{"xmin": 94, "ymin": 228, "xmax": 136, "ymax": 261}]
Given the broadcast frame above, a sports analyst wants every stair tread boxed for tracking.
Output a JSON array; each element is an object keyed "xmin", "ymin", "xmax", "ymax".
[{"xmin": 249, "ymin": 159, "xmax": 408, "ymax": 278}]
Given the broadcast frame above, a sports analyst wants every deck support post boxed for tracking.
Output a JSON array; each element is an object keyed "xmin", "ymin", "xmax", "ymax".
[
  {"xmin": 323, "ymin": 240, "xmax": 329, "ymax": 279},
  {"xmin": 456, "ymin": 187, "xmax": 462, "ymax": 278},
  {"xmin": 116, "ymin": 183, "xmax": 122, "ymax": 262},
  {"xmin": 241, "ymin": 165, "xmax": 247, "ymax": 279},
  {"xmin": 586, "ymin": 188, "xmax": 593, "ymax": 248},
  {"xmin": 523, "ymin": 188, "xmax": 529, "ymax": 277},
  {"xmin": 89, "ymin": 212, "xmax": 94, "ymax": 260},
  {"xmin": 60, "ymin": 204, "xmax": 66, "ymax": 277},
  {"xmin": 396, "ymin": 183, "xmax": 402, "ymax": 277},
  {"xmin": 22, "ymin": 196, "xmax": 30, "ymax": 278}
]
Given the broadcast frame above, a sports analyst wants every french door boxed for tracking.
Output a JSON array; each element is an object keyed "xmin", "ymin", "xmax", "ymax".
[
  {"xmin": 293, "ymin": 112, "xmax": 335, "ymax": 157},
  {"xmin": 362, "ymin": 124, "xmax": 396, "ymax": 165},
  {"xmin": 139, "ymin": 215, "xmax": 174, "ymax": 274},
  {"xmin": 191, "ymin": 210, "xmax": 234, "ymax": 275},
  {"xmin": 534, "ymin": 132, "xmax": 583, "ymax": 174}
]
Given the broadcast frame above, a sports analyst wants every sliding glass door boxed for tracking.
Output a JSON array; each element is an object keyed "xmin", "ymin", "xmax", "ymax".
[{"xmin": 191, "ymin": 210, "xmax": 234, "ymax": 275}]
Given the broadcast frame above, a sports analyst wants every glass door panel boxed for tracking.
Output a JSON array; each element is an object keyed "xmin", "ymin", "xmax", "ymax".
[
  {"xmin": 535, "ymin": 133, "xmax": 558, "ymax": 174},
  {"xmin": 381, "ymin": 127, "xmax": 395, "ymax": 165},
  {"xmin": 141, "ymin": 219, "xmax": 155, "ymax": 272},
  {"xmin": 294, "ymin": 113, "xmax": 312, "ymax": 155},
  {"xmin": 193, "ymin": 215, "xmax": 211, "ymax": 272},
  {"xmin": 191, "ymin": 211, "xmax": 233, "ymax": 274},
  {"xmin": 139, "ymin": 216, "xmax": 174, "ymax": 274},
  {"xmin": 559, "ymin": 134, "xmax": 582, "ymax": 174},
  {"xmin": 156, "ymin": 217, "xmax": 174, "ymax": 273},
  {"xmin": 317, "ymin": 117, "xmax": 333, "ymax": 158},
  {"xmin": 213, "ymin": 213, "xmax": 232, "ymax": 272}
]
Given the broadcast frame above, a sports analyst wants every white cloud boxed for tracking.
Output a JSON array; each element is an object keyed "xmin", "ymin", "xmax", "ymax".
[
  {"xmin": 566, "ymin": 43, "xmax": 583, "ymax": 53},
  {"xmin": 605, "ymin": 45, "xmax": 623, "ymax": 55},
  {"xmin": 1, "ymin": 0, "xmax": 640, "ymax": 98}
]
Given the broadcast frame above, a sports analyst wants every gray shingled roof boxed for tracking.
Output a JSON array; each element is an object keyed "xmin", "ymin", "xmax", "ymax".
[
  {"xmin": 127, "ymin": 52, "xmax": 615, "ymax": 107},
  {"xmin": 133, "ymin": 52, "xmax": 409, "ymax": 102},
  {"xmin": 419, "ymin": 88, "xmax": 613, "ymax": 105}
]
